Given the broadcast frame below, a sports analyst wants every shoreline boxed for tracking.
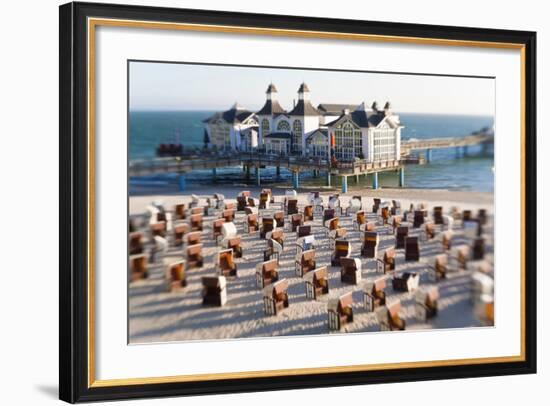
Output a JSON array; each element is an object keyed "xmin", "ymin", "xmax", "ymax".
[{"xmin": 129, "ymin": 185, "xmax": 494, "ymax": 215}]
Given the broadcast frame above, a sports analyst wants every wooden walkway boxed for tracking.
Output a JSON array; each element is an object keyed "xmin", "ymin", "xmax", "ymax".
[
  {"xmin": 129, "ymin": 132, "xmax": 493, "ymax": 177},
  {"xmin": 400, "ymin": 133, "xmax": 493, "ymax": 155},
  {"xmin": 130, "ymin": 131, "xmax": 493, "ymax": 177},
  {"xmin": 129, "ymin": 153, "xmax": 401, "ymax": 178},
  {"xmin": 129, "ymin": 133, "xmax": 492, "ymax": 191}
]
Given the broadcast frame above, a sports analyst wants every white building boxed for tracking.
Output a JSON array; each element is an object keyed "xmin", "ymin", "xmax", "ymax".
[
  {"xmin": 204, "ymin": 83, "xmax": 403, "ymax": 162},
  {"xmin": 256, "ymin": 83, "xmax": 292, "ymax": 155},
  {"xmin": 323, "ymin": 101, "xmax": 403, "ymax": 162},
  {"xmin": 287, "ymin": 83, "xmax": 323, "ymax": 155},
  {"xmin": 203, "ymin": 103, "xmax": 258, "ymax": 151}
]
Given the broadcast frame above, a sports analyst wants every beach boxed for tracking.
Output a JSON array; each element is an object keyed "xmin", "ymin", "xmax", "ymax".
[
  {"xmin": 129, "ymin": 186, "xmax": 494, "ymax": 344},
  {"xmin": 130, "ymin": 186, "xmax": 494, "ymax": 214}
]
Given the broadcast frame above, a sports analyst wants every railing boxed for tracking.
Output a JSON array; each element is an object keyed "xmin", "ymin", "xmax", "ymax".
[
  {"xmin": 238, "ymin": 153, "xmax": 329, "ymax": 167},
  {"xmin": 129, "ymin": 153, "xmax": 402, "ymax": 177},
  {"xmin": 130, "ymin": 131, "xmax": 493, "ymax": 177},
  {"xmin": 332, "ymin": 159, "xmax": 400, "ymax": 174},
  {"xmin": 401, "ymin": 134, "xmax": 494, "ymax": 153}
]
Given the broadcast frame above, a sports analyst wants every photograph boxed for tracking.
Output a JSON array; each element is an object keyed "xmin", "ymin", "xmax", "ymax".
[{"xmin": 127, "ymin": 61, "xmax": 496, "ymax": 343}]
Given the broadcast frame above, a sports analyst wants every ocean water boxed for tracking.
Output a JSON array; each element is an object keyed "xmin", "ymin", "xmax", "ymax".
[{"xmin": 129, "ymin": 111, "xmax": 495, "ymax": 193}]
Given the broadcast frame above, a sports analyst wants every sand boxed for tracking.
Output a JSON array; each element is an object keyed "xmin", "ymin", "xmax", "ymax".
[{"xmin": 129, "ymin": 186, "xmax": 494, "ymax": 344}]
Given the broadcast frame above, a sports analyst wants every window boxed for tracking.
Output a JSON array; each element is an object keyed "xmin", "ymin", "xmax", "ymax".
[
  {"xmin": 267, "ymin": 139, "xmax": 277, "ymax": 154},
  {"xmin": 223, "ymin": 127, "xmax": 231, "ymax": 150},
  {"xmin": 292, "ymin": 120, "xmax": 302, "ymax": 153},
  {"xmin": 334, "ymin": 122, "xmax": 361, "ymax": 161},
  {"xmin": 261, "ymin": 119, "xmax": 270, "ymax": 138},
  {"xmin": 240, "ymin": 132, "xmax": 250, "ymax": 151},
  {"xmin": 354, "ymin": 128, "xmax": 363, "ymax": 158},
  {"xmin": 277, "ymin": 120, "xmax": 290, "ymax": 132},
  {"xmin": 372, "ymin": 128, "xmax": 396, "ymax": 161},
  {"xmin": 209, "ymin": 123, "xmax": 231, "ymax": 150},
  {"xmin": 309, "ymin": 132, "xmax": 327, "ymax": 157},
  {"xmin": 267, "ymin": 139, "xmax": 287, "ymax": 155}
]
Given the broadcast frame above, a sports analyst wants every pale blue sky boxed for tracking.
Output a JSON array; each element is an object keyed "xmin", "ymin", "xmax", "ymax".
[{"xmin": 129, "ymin": 61, "xmax": 495, "ymax": 115}]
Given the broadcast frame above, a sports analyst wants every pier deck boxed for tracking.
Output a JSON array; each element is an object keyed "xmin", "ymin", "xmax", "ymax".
[
  {"xmin": 129, "ymin": 132, "xmax": 492, "ymax": 191},
  {"xmin": 129, "ymin": 153, "xmax": 401, "ymax": 178},
  {"xmin": 400, "ymin": 133, "xmax": 493, "ymax": 155}
]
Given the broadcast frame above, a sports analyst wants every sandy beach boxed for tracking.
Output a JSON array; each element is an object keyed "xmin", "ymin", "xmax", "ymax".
[
  {"xmin": 130, "ymin": 184, "xmax": 494, "ymax": 213},
  {"xmin": 129, "ymin": 186, "xmax": 494, "ymax": 344}
]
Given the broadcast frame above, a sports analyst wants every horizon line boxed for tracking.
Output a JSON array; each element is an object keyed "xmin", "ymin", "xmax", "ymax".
[{"xmin": 128, "ymin": 108, "xmax": 494, "ymax": 117}]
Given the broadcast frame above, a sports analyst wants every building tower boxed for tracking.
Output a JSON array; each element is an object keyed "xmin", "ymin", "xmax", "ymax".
[
  {"xmin": 288, "ymin": 82, "xmax": 321, "ymax": 155},
  {"xmin": 256, "ymin": 83, "xmax": 286, "ymax": 145}
]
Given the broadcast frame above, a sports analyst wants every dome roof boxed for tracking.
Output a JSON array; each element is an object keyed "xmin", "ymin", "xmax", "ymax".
[
  {"xmin": 298, "ymin": 82, "xmax": 310, "ymax": 93},
  {"xmin": 266, "ymin": 83, "xmax": 278, "ymax": 93}
]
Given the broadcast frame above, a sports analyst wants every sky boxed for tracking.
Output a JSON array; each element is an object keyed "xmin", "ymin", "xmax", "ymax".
[{"xmin": 129, "ymin": 61, "xmax": 495, "ymax": 116}]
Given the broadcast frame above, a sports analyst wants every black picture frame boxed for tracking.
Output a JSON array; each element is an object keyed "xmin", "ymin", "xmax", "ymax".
[{"xmin": 59, "ymin": 1, "xmax": 537, "ymax": 403}]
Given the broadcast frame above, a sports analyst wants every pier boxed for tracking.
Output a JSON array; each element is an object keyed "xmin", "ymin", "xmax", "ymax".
[
  {"xmin": 129, "ymin": 152, "xmax": 401, "ymax": 193},
  {"xmin": 130, "ymin": 132, "xmax": 493, "ymax": 192},
  {"xmin": 400, "ymin": 132, "xmax": 493, "ymax": 162}
]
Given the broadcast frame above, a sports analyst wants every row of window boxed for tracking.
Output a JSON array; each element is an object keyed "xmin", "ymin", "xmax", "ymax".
[
  {"xmin": 261, "ymin": 119, "xmax": 303, "ymax": 152},
  {"xmin": 209, "ymin": 125, "xmax": 231, "ymax": 149},
  {"xmin": 211, "ymin": 121, "xmax": 396, "ymax": 160},
  {"xmin": 265, "ymin": 139, "xmax": 290, "ymax": 155},
  {"xmin": 334, "ymin": 123, "xmax": 362, "ymax": 160},
  {"xmin": 261, "ymin": 119, "xmax": 297, "ymax": 134},
  {"xmin": 292, "ymin": 120, "xmax": 302, "ymax": 153},
  {"xmin": 372, "ymin": 128, "xmax": 397, "ymax": 161}
]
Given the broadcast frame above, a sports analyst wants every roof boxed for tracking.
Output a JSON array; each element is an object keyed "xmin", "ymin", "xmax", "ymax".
[
  {"xmin": 266, "ymin": 83, "xmax": 278, "ymax": 93},
  {"xmin": 257, "ymin": 99, "xmax": 287, "ymax": 116},
  {"xmin": 306, "ymin": 128, "xmax": 328, "ymax": 142},
  {"xmin": 351, "ymin": 110, "xmax": 386, "ymax": 128},
  {"xmin": 202, "ymin": 112, "xmax": 222, "ymax": 124},
  {"xmin": 273, "ymin": 112, "xmax": 290, "ymax": 118},
  {"xmin": 203, "ymin": 103, "xmax": 255, "ymax": 124},
  {"xmin": 223, "ymin": 106, "xmax": 254, "ymax": 124},
  {"xmin": 264, "ymin": 132, "xmax": 292, "ymax": 140},
  {"xmin": 298, "ymin": 82, "xmax": 310, "ymax": 93},
  {"xmin": 317, "ymin": 104, "xmax": 359, "ymax": 115},
  {"xmin": 240, "ymin": 125, "xmax": 259, "ymax": 135},
  {"xmin": 324, "ymin": 109, "xmax": 386, "ymax": 128},
  {"xmin": 288, "ymin": 99, "xmax": 321, "ymax": 116}
]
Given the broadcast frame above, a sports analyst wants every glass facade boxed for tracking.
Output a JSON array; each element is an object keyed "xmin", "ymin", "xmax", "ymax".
[
  {"xmin": 210, "ymin": 122, "xmax": 231, "ymax": 150},
  {"xmin": 334, "ymin": 123, "xmax": 362, "ymax": 161},
  {"xmin": 372, "ymin": 128, "xmax": 397, "ymax": 161},
  {"xmin": 309, "ymin": 132, "xmax": 328, "ymax": 157}
]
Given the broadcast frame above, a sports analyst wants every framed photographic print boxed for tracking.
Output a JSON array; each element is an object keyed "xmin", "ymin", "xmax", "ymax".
[{"xmin": 59, "ymin": 1, "xmax": 537, "ymax": 403}]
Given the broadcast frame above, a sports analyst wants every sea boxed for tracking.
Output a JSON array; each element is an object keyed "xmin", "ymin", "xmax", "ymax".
[{"xmin": 129, "ymin": 111, "xmax": 495, "ymax": 193}]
